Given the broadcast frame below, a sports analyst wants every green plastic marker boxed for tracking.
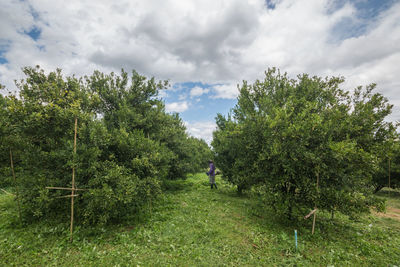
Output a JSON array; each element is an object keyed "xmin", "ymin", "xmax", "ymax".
[{"xmin": 294, "ymin": 230, "xmax": 298, "ymax": 250}]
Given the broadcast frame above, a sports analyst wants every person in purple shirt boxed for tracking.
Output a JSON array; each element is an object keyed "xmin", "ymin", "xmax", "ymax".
[{"xmin": 206, "ymin": 160, "xmax": 217, "ymax": 189}]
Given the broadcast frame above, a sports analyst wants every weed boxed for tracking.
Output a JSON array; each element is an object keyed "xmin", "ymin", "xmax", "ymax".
[{"xmin": 1, "ymin": 175, "xmax": 400, "ymax": 266}]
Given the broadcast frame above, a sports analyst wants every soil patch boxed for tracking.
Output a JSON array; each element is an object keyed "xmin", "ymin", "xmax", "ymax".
[{"xmin": 374, "ymin": 207, "xmax": 400, "ymax": 221}]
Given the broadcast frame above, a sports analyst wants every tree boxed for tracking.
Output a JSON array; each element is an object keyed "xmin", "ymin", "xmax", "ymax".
[
  {"xmin": 186, "ymin": 137, "xmax": 213, "ymax": 173},
  {"xmin": 2, "ymin": 66, "xmax": 210, "ymax": 224},
  {"xmin": 373, "ymin": 140, "xmax": 400, "ymax": 193},
  {"xmin": 0, "ymin": 89, "xmax": 13, "ymax": 187},
  {"xmin": 212, "ymin": 68, "xmax": 396, "ymax": 219}
]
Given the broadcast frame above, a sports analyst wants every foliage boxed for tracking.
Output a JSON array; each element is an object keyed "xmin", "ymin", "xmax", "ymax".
[
  {"xmin": 212, "ymin": 68, "xmax": 398, "ymax": 219},
  {"xmin": 0, "ymin": 92, "xmax": 12, "ymax": 187},
  {"xmin": 186, "ymin": 137, "xmax": 213, "ymax": 173},
  {"xmin": 1, "ymin": 174, "xmax": 400, "ymax": 266},
  {"xmin": 0, "ymin": 66, "xmax": 211, "ymax": 224},
  {"xmin": 212, "ymin": 113, "xmax": 251, "ymax": 193},
  {"xmin": 373, "ymin": 141, "xmax": 400, "ymax": 193}
]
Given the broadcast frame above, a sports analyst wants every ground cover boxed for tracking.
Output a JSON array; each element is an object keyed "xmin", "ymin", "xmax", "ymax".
[{"xmin": 1, "ymin": 174, "xmax": 400, "ymax": 266}]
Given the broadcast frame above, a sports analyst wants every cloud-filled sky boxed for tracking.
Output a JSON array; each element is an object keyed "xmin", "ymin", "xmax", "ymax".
[{"xmin": 1, "ymin": 0, "xmax": 399, "ymax": 144}]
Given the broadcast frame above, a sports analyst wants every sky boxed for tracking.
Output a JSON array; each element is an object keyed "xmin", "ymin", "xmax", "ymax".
[{"xmin": 0, "ymin": 0, "xmax": 400, "ymax": 144}]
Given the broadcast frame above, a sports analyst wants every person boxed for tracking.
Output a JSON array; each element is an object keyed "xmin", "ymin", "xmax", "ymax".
[{"xmin": 206, "ymin": 160, "xmax": 217, "ymax": 189}]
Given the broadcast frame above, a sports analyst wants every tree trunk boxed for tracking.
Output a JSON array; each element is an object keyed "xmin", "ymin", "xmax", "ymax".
[
  {"xmin": 374, "ymin": 184, "xmax": 384, "ymax": 194},
  {"xmin": 287, "ymin": 204, "xmax": 293, "ymax": 221},
  {"xmin": 237, "ymin": 184, "xmax": 244, "ymax": 195}
]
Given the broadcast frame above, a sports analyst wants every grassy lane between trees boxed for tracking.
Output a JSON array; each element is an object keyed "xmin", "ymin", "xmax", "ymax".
[{"xmin": 1, "ymin": 173, "xmax": 400, "ymax": 266}]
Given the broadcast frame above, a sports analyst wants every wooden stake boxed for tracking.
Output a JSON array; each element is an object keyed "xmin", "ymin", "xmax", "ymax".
[
  {"xmin": 312, "ymin": 171, "xmax": 320, "ymax": 235},
  {"xmin": 304, "ymin": 208, "xmax": 318, "ymax": 219},
  {"xmin": 70, "ymin": 117, "xmax": 77, "ymax": 242},
  {"xmin": 54, "ymin": 194, "xmax": 80, "ymax": 199},
  {"xmin": 312, "ymin": 210, "xmax": 316, "ymax": 235},
  {"xmin": 46, "ymin": 186, "xmax": 87, "ymax": 191},
  {"xmin": 10, "ymin": 149, "xmax": 22, "ymax": 222},
  {"xmin": 388, "ymin": 158, "xmax": 391, "ymax": 197},
  {"xmin": 0, "ymin": 188, "xmax": 15, "ymax": 196},
  {"xmin": 46, "ymin": 118, "xmax": 87, "ymax": 242},
  {"xmin": 304, "ymin": 171, "xmax": 320, "ymax": 235}
]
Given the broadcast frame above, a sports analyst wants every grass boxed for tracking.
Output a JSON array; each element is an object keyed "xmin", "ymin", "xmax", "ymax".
[
  {"xmin": 376, "ymin": 188, "xmax": 400, "ymax": 209},
  {"xmin": 1, "ymin": 174, "xmax": 400, "ymax": 266}
]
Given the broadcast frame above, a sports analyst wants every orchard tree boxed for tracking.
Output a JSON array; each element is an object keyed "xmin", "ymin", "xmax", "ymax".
[
  {"xmin": 212, "ymin": 113, "xmax": 260, "ymax": 193},
  {"xmin": 187, "ymin": 137, "xmax": 213, "ymax": 173},
  {"xmin": 212, "ymin": 68, "xmax": 397, "ymax": 219},
  {"xmin": 2, "ymin": 66, "xmax": 209, "ymax": 224},
  {"xmin": 0, "ymin": 89, "xmax": 13, "ymax": 187},
  {"xmin": 373, "ymin": 140, "xmax": 400, "ymax": 193},
  {"xmin": 84, "ymin": 70, "xmax": 210, "ymax": 179}
]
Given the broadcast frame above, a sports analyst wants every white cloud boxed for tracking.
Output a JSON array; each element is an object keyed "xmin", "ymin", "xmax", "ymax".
[
  {"xmin": 178, "ymin": 94, "xmax": 187, "ymax": 100},
  {"xmin": 213, "ymin": 84, "xmax": 239, "ymax": 99},
  {"xmin": 165, "ymin": 101, "xmax": 189, "ymax": 113},
  {"xmin": 190, "ymin": 86, "xmax": 209, "ymax": 97},
  {"xmin": 0, "ymin": 0, "xmax": 400, "ymax": 121},
  {"xmin": 157, "ymin": 89, "xmax": 168, "ymax": 99},
  {"xmin": 185, "ymin": 121, "xmax": 217, "ymax": 144}
]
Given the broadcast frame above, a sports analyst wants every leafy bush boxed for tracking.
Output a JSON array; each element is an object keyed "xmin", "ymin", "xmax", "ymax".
[
  {"xmin": 1, "ymin": 66, "xmax": 211, "ymax": 224},
  {"xmin": 372, "ymin": 141, "xmax": 400, "ymax": 193},
  {"xmin": 212, "ymin": 68, "xmax": 397, "ymax": 219}
]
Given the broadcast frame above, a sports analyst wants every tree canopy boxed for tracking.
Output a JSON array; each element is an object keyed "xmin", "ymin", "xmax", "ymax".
[
  {"xmin": 212, "ymin": 68, "xmax": 397, "ymax": 219},
  {"xmin": 1, "ymin": 66, "xmax": 211, "ymax": 224}
]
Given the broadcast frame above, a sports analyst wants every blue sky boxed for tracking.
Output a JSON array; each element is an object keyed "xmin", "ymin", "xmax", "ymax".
[
  {"xmin": 164, "ymin": 82, "xmax": 236, "ymax": 121},
  {"xmin": 1, "ymin": 0, "xmax": 400, "ymax": 143},
  {"xmin": 329, "ymin": 0, "xmax": 397, "ymax": 40},
  {"xmin": 24, "ymin": 26, "xmax": 41, "ymax": 41}
]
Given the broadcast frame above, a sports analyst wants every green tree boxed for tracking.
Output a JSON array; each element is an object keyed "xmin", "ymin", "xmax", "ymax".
[
  {"xmin": 2, "ymin": 66, "xmax": 209, "ymax": 224},
  {"xmin": 213, "ymin": 68, "xmax": 396, "ymax": 219},
  {"xmin": 373, "ymin": 140, "xmax": 400, "ymax": 193},
  {"xmin": 0, "ymin": 89, "xmax": 13, "ymax": 187},
  {"xmin": 186, "ymin": 137, "xmax": 213, "ymax": 173}
]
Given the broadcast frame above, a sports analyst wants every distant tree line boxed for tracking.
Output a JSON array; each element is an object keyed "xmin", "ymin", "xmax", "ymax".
[{"xmin": 0, "ymin": 66, "xmax": 211, "ymax": 224}]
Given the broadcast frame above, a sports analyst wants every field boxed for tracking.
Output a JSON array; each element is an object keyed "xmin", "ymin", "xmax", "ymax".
[{"xmin": 1, "ymin": 173, "xmax": 400, "ymax": 266}]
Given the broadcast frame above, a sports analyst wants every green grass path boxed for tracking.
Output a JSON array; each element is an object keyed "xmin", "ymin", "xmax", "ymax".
[{"xmin": 1, "ymin": 174, "xmax": 400, "ymax": 266}]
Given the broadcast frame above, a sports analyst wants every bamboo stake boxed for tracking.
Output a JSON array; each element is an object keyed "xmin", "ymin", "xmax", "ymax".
[
  {"xmin": 54, "ymin": 194, "xmax": 80, "ymax": 199},
  {"xmin": 46, "ymin": 187, "xmax": 87, "ymax": 191},
  {"xmin": 10, "ymin": 149, "xmax": 22, "ymax": 222},
  {"xmin": 312, "ymin": 171, "xmax": 319, "ymax": 235},
  {"xmin": 70, "ymin": 117, "xmax": 77, "ymax": 242},
  {"xmin": 45, "ymin": 117, "xmax": 87, "ymax": 242},
  {"xmin": 0, "ymin": 188, "xmax": 15, "ymax": 196},
  {"xmin": 304, "ymin": 208, "xmax": 318, "ymax": 219},
  {"xmin": 388, "ymin": 158, "xmax": 391, "ymax": 197},
  {"xmin": 312, "ymin": 210, "xmax": 316, "ymax": 235}
]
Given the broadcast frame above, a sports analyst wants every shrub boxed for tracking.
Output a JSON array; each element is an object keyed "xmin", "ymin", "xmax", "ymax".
[
  {"xmin": 2, "ymin": 66, "xmax": 211, "ymax": 224},
  {"xmin": 213, "ymin": 68, "xmax": 398, "ymax": 219}
]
